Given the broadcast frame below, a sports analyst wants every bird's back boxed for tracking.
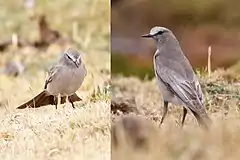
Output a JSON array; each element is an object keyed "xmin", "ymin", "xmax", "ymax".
[{"xmin": 154, "ymin": 34, "xmax": 205, "ymax": 110}]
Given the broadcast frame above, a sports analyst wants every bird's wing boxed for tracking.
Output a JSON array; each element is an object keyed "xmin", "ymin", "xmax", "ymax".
[
  {"xmin": 155, "ymin": 61, "xmax": 206, "ymax": 115},
  {"xmin": 194, "ymin": 76, "xmax": 204, "ymax": 104},
  {"xmin": 44, "ymin": 65, "xmax": 62, "ymax": 89}
]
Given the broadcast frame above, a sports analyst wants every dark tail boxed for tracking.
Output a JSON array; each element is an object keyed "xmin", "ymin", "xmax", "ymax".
[
  {"xmin": 67, "ymin": 93, "xmax": 82, "ymax": 103},
  {"xmin": 17, "ymin": 90, "xmax": 50, "ymax": 109},
  {"xmin": 17, "ymin": 92, "xmax": 82, "ymax": 109},
  {"xmin": 44, "ymin": 93, "xmax": 82, "ymax": 105},
  {"xmin": 192, "ymin": 111, "xmax": 212, "ymax": 130}
]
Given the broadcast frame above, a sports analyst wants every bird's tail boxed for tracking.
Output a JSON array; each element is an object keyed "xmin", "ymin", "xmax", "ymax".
[
  {"xmin": 66, "ymin": 93, "xmax": 82, "ymax": 103},
  {"xmin": 43, "ymin": 93, "xmax": 82, "ymax": 105},
  {"xmin": 192, "ymin": 111, "xmax": 212, "ymax": 130},
  {"xmin": 17, "ymin": 92, "xmax": 82, "ymax": 109},
  {"xmin": 16, "ymin": 90, "xmax": 49, "ymax": 109}
]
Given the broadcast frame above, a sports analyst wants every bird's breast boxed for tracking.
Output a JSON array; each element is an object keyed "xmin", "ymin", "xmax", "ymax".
[{"xmin": 46, "ymin": 65, "xmax": 86, "ymax": 96}]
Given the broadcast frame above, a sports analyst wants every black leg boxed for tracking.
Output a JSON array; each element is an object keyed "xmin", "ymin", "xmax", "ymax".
[
  {"xmin": 181, "ymin": 107, "xmax": 188, "ymax": 128},
  {"xmin": 68, "ymin": 97, "xmax": 75, "ymax": 109},
  {"xmin": 160, "ymin": 101, "xmax": 168, "ymax": 125}
]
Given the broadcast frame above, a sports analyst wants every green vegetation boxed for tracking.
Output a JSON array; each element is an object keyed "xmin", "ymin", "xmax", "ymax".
[{"xmin": 111, "ymin": 53, "xmax": 154, "ymax": 79}]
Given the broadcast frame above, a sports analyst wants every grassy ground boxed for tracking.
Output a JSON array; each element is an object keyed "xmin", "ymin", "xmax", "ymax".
[
  {"xmin": 0, "ymin": 0, "xmax": 110, "ymax": 159},
  {"xmin": 111, "ymin": 68, "xmax": 240, "ymax": 160}
]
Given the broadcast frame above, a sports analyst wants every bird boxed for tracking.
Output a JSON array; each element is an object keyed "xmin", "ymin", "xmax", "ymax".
[
  {"xmin": 16, "ymin": 48, "xmax": 87, "ymax": 109},
  {"xmin": 141, "ymin": 26, "xmax": 211, "ymax": 129}
]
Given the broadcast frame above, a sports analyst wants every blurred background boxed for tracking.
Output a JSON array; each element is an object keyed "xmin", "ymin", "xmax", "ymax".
[
  {"xmin": 0, "ymin": 1, "xmax": 110, "ymax": 159},
  {"xmin": 111, "ymin": 2, "xmax": 240, "ymax": 159},
  {"xmin": 0, "ymin": 0, "xmax": 110, "ymax": 98},
  {"xmin": 111, "ymin": 0, "xmax": 240, "ymax": 79},
  {"xmin": 0, "ymin": 0, "xmax": 110, "ymax": 110}
]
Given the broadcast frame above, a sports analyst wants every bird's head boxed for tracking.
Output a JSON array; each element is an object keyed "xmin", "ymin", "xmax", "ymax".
[
  {"xmin": 141, "ymin": 26, "xmax": 171, "ymax": 41},
  {"xmin": 61, "ymin": 48, "xmax": 82, "ymax": 68}
]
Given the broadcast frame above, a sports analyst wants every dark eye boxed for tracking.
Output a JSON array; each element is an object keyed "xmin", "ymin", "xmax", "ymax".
[
  {"xmin": 153, "ymin": 30, "xmax": 165, "ymax": 36},
  {"xmin": 66, "ymin": 54, "xmax": 73, "ymax": 61},
  {"xmin": 157, "ymin": 30, "xmax": 164, "ymax": 35}
]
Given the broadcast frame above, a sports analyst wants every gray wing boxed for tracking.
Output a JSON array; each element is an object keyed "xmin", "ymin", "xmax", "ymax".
[
  {"xmin": 44, "ymin": 65, "xmax": 61, "ymax": 89},
  {"xmin": 155, "ymin": 55, "xmax": 206, "ymax": 114}
]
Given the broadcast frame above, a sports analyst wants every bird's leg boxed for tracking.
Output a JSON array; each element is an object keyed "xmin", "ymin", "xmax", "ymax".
[
  {"xmin": 68, "ymin": 96, "xmax": 75, "ymax": 109},
  {"xmin": 160, "ymin": 101, "xmax": 168, "ymax": 125},
  {"xmin": 54, "ymin": 96, "xmax": 58, "ymax": 109},
  {"xmin": 65, "ymin": 95, "xmax": 69, "ymax": 108},
  {"xmin": 57, "ymin": 93, "xmax": 61, "ymax": 109},
  {"xmin": 181, "ymin": 107, "xmax": 188, "ymax": 128}
]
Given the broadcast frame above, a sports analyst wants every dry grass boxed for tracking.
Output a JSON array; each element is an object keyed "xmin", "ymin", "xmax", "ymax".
[
  {"xmin": 0, "ymin": 0, "xmax": 110, "ymax": 159},
  {"xmin": 111, "ymin": 69, "xmax": 240, "ymax": 160}
]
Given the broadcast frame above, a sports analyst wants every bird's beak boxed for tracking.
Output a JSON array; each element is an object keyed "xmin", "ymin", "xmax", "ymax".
[
  {"xmin": 73, "ymin": 60, "xmax": 79, "ymax": 68},
  {"xmin": 141, "ymin": 33, "xmax": 153, "ymax": 38},
  {"xmin": 74, "ymin": 56, "xmax": 81, "ymax": 68}
]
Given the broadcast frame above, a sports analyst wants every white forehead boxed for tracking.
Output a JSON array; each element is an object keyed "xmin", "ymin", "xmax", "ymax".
[{"xmin": 149, "ymin": 26, "xmax": 170, "ymax": 35}]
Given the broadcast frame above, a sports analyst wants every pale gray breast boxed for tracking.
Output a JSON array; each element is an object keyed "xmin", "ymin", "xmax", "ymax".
[{"xmin": 46, "ymin": 64, "xmax": 86, "ymax": 96}]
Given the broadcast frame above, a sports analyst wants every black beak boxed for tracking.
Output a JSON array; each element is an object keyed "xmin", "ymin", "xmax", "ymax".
[
  {"xmin": 73, "ymin": 60, "xmax": 79, "ymax": 68},
  {"xmin": 141, "ymin": 33, "xmax": 153, "ymax": 38},
  {"xmin": 66, "ymin": 54, "xmax": 79, "ymax": 68}
]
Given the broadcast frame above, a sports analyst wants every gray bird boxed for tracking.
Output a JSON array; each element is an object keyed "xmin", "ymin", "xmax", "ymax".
[
  {"xmin": 17, "ymin": 48, "xmax": 87, "ymax": 109},
  {"xmin": 141, "ymin": 26, "xmax": 211, "ymax": 129}
]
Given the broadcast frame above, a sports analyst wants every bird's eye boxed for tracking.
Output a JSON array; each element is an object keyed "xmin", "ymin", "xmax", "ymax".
[
  {"xmin": 157, "ymin": 30, "xmax": 164, "ymax": 35},
  {"xmin": 152, "ymin": 30, "xmax": 165, "ymax": 36},
  {"xmin": 66, "ymin": 54, "xmax": 74, "ymax": 61}
]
